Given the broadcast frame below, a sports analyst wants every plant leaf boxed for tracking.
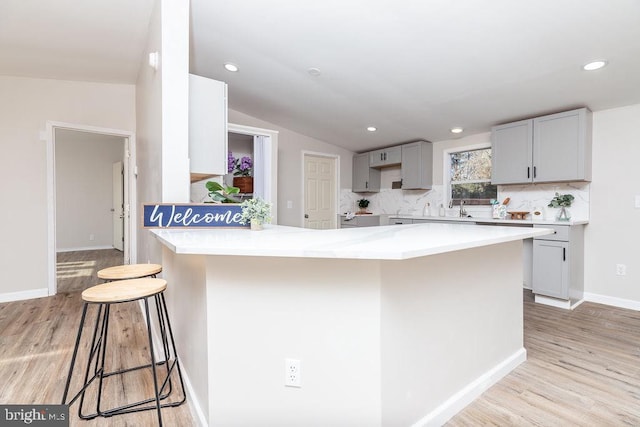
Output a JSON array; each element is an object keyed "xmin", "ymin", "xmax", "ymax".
[{"xmin": 206, "ymin": 181, "xmax": 223, "ymax": 192}]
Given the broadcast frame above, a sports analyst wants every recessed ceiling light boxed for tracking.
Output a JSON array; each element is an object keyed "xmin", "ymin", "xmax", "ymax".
[
  {"xmin": 450, "ymin": 127, "xmax": 463, "ymax": 134},
  {"xmin": 224, "ymin": 63, "xmax": 239, "ymax": 72},
  {"xmin": 583, "ymin": 60, "xmax": 607, "ymax": 71},
  {"xmin": 307, "ymin": 67, "xmax": 322, "ymax": 77},
  {"xmin": 367, "ymin": 126, "xmax": 377, "ymax": 132}
]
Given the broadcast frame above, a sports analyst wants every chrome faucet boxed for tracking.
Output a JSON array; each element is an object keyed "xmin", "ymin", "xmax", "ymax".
[{"xmin": 459, "ymin": 199, "xmax": 467, "ymax": 217}]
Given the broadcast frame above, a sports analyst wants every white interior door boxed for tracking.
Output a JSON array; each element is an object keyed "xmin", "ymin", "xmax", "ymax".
[
  {"xmin": 112, "ymin": 161, "xmax": 124, "ymax": 251},
  {"xmin": 304, "ymin": 154, "xmax": 336, "ymax": 229}
]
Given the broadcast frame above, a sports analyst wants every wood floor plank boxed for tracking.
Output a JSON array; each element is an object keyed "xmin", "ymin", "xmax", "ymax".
[
  {"xmin": 6, "ymin": 252, "xmax": 640, "ymax": 426},
  {"xmin": 446, "ymin": 291, "xmax": 640, "ymax": 426},
  {"xmin": 1, "ymin": 250, "xmax": 196, "ymax": 426}
]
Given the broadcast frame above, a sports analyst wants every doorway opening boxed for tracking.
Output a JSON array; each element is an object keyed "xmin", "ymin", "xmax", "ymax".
[
  {"xmin": 46, "ymin": 122, "xmax": 136, "ymax": 295},
  {"xmin": 221, "ymin": 123, "xmax": 278, "ymax": 220}
]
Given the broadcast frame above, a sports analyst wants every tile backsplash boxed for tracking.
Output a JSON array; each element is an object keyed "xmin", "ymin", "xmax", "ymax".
[{"xmin": 342, "ymin": 182, "xmax": 589, "ymax": 221}]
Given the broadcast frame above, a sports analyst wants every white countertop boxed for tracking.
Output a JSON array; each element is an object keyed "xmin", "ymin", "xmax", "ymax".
[
  {"xmin": 152, "ymin": 223, "xmax": 553, "ymax": 260},
  {"xmin": 390, "ymin": 215, "xmax": 588, "ymax": 226}
]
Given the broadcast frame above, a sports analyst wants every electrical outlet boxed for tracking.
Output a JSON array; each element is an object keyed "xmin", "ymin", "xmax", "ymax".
[
  {"xmin": 616, "ymin": 264, "xmax": 626, "ymax": 276},
  {"xmin": 285, "ymin": 358, "xmax": 301, "ymax": 388},
  {"xmin": 89, "ymin": 234, "xmax": 95, "ymax": 241}
]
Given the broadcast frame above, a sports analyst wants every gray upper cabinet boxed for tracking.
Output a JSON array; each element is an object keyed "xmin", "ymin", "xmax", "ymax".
[
  {"xmin": 491, "ymin": 108, "xmax": 592, "ymax": 185},
  {"xmin": 352, "ymin": 153, "xmax": 380, "ymax": 192},
  {"xmin": 401, "ymin": 141, "xmax": 433, "ymax": 189},
  {"xmin": 189, "ymin": 74, "xmax": 228, "ymax": 178},
  {"xmin": 491, "ymin": 119, "xmax": 533, "ymax": 184},
  {"xmin": 534, "ymin": 109, "xmax": 592, "ymax": 182},
  {"xmin": 369, "ymin": 146, "xmax": 401, "ymax": 168}
]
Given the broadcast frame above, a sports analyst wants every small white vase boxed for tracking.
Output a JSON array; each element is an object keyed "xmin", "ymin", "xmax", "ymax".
[
  {"xmin": 250, "ymin": 219, "xmax": 263, "ymax": 231},
  {"xmin": 556, "ymin": 206, "xmax": 571, "ymax": 221}
]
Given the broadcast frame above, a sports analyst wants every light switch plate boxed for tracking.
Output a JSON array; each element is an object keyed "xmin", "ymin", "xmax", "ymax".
[{"xmin": 635, "ymin": 195, "xmax": 640, "ymax": 208}]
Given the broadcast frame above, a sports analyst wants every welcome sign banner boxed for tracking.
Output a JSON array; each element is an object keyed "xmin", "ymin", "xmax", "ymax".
[{"xmin": 143, "ymin": 204, "xmax": 249, "ymax": 228}]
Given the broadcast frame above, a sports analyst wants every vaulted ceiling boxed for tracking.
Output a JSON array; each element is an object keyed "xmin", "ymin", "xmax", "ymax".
[{"xmin": 2, "ymin": 0, "xmax": 639, "ymax": 152}]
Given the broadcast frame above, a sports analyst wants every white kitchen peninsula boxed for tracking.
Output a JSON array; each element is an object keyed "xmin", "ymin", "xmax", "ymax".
[{"xmin": 153, "ymin": 223, "xmax": 551, "ymax": 426}]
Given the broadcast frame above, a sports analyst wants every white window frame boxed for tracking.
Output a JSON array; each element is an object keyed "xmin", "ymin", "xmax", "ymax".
[{"xmin": 443, "ymin": 142, "xmax": 493, "ymax": 208}]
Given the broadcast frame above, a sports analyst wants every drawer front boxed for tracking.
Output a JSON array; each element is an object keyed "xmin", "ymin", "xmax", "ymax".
[
  {"xmin": 340, "ymin": 216, "xmax": 356, "ymax": 227},
  {"xmin": 534, "ymin": 224, "xmax": 569, "ymax": 241},
  {"xmin": 390, "ymin": 218, "xmax": 413, "ymax": 225},
  {"xmin": 340, "ymin": 216, "xmax": 380, "ymax": 227},
  {"xmin": 356, "ymin": 215, "xmax": 380, "ymax": 227}
]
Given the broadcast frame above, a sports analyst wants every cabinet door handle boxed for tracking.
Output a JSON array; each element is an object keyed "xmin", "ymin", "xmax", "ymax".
[
  {"xmin": 533, "ymin": 166, "xmax": 537, "ymax": 178},
  {"xmin": 365, "ymin": 181, "xmax": 368, "ymax": 189},
  {"xmin": 563, "ymin": 247, "xmax": 566, "ymax": 261},
  {"xmin": 527, "ymin": 167, "xmax": 530, "ymax": 179}
]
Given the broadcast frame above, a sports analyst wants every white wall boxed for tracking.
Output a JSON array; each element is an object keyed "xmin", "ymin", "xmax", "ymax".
[
  {"xmin": 228, "ymin": 109, "xmax": 355, "ymax": 227},
  {"xmin": 0, "ymin": 75, "xmax": 135, "ymax": 300},
  {"xmin": 55, "ymin": 130, "xmax": 124, "ymax": 250},
  {"xmin": 135, "ymin": 0, "xmax": 190, "ymax": 265},
  {"xmin": 585, "ymin": 103, "xmax": 640, "ymax": 303}
]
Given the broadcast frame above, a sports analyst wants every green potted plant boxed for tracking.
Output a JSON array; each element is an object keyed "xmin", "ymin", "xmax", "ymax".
[
  {"xmin": 205, "ymin": 181, "xmax": 241, "ymax": 203},
  {"xmin": 239, "ymin": 197, "xmax": 272, "ymax": 230},
  {"xmin": 229, "ymin": 151, "xmax": 254, "ymax": 193},
  {"xmin": 548, "ymin": 192, "xmax": 574, "ymax": 221},
  {"xmin": 357, "ymin": 198, "xmax": 370, "ymax": 214}
]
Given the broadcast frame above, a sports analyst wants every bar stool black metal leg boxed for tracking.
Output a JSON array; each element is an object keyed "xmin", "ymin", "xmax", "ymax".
[
  {"xmin": 78, "ymin": 304, "xmax": 108, "ymax": 420},
  {"xmin": 95, "ymin": 304, "xmax": 112, "ymax": 417},
  {"xmin": 145, "ymin": 297, "xmax": 164, "ymax": 426},
  {"xmin": 61, "ymin": 302, "xmax": 89, "ymax": 405},
  {"xmin": 159, "ymin": 293, "xmax": 187, "ymax": 406}
]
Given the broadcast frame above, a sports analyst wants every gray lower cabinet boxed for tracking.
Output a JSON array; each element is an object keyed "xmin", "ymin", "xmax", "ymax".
[
  {"xmin": 491, "ymin": 107, "xmax": 592, "ymax": 184},
  {"xmin": 401, "ymin": 141, "xmax": 433, "ymax": 189},
  {"xmin": 352, "ymin": 153, "xmax": 380, "ymax": 192},
  {"xmin": 390, "ymin": 218, "xmax": 413, "ymax": 225},
  {"xmin": 390, "ymin": 218, "xmax": 477, "ymax": 225},
  {"xmin": 532, "ymin": 240, "xmax": 569, "ymax": 298},
  {"xmin": 339, "ymin": 215, "xmax": 380, "ymax": 228},
  {"xmin": 413, "ymin": 219, "xmax": 477, "ymax": 225},
  {"xmin": 532, "ymin": 224, "xmax": 584, "ymax": 303}
]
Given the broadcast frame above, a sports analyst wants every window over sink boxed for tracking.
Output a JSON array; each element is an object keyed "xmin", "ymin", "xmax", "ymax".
[{"xmin": 449, "ymin": 147, "xmax": 497, "ymax": 205}]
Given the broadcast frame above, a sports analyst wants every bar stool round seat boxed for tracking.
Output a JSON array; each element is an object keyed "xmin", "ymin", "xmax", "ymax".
[
  {"xmin": 97, "ymin": 263, "xmax": 162, "ymax": 281},
  {"xmin": 82, "ymin": 278, "xmax": 167, "ymax": 303},
  {"xmin": 62, "ymin": 277, "xmax": 186, "ymax": 426}
]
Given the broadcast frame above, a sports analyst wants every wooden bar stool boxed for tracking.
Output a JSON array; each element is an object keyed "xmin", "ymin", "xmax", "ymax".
[
  {"xmin": 97, "ymin": 263, "xmax": 162, "ymax": 281},
  {"xmin": 61, "ymin": 278, "xmax": 186, "ymax": 426}
]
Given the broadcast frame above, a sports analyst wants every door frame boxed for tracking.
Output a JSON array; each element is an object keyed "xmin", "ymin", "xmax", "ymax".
[
  {"xmin": 228, "ymin": 123, "xmax": 279, "ymax": 222},
  {"xmin": 112, "ymin": 161, "xmax": 125, "ymax": 251},
  {"xmin": 45, "ymin": 121, "xmax": 136, "ymax": 296},
  {"xmin": 301, "ymin": 151, "xmax": 340, "ymax": 229}
]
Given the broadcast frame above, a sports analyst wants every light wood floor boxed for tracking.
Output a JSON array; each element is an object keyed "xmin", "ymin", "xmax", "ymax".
[
  {"xmin": 447, "ymin": 291, "xmax": 640, "ymax": 426},
  {"xmin": 3, "ymin": 285, "xmax": 640, "ymax": 426},
  {"xmin": 2, "ymin": 250, "xmax": 196, "ymax": 426},
  {"xmin": 57, "ymin": 249, "xmax": 124, "ymax": 293}
]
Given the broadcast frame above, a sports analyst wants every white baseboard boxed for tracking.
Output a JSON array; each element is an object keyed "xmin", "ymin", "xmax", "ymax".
[
  {"xmin": 534, "ymin": 294, "xmax": 584, "ymax": 310},
  {"xmin": 56, "ymin": 245, "xmax": 116, "ymax": 253},
  {"xmin": 180, "ymin": 365, "xmax": 208, "ymax": 426},
  {"xmin": 411, "ymin": 348, "xmax": 527, "ymax": 427},
  {"xmin": 0, "ymin": 288, "xmax": 49, "ymax": 303},
  {"xmin": 584, "ymin": 292, "xmax": 640, "ymax": 311},
  {"xmin": 138, "ymin": 301, "xmax": 208, "ymax": 426}
]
